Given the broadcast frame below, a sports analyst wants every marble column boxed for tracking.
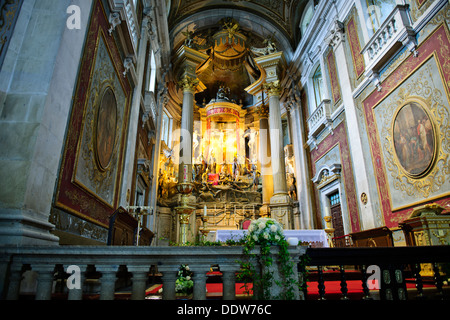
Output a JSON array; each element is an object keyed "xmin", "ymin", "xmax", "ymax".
[
  {"xmin": 257, "ymin": 105, "xmax": 273, "ymax": 217},
  {"xmin": 175, "ymin": 75, "xmax": 198, "ymax": 244},
  {"xmin": 177, "ymin": 75, "xmax": 198, "ymax": 184},
  {"xmin": 264, "ymin": 81, "xmax": 292, "ymax": 229}
]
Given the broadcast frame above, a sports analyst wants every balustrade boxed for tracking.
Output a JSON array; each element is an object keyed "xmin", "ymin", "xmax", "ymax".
[
  {"xmin": 1, "ymin": 245, "xmax": 449, "ymax": 300},
  {"xmin": 307, "ymin": 99, "xmax": 332, "ymax": 143}
]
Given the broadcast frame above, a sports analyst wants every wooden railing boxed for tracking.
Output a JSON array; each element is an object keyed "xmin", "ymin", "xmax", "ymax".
[{"xmin": 303, "ymin": 246, "xmax": 450, "ymax": 300}]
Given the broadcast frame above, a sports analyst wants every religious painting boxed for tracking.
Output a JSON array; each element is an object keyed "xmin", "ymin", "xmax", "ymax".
[
  {"xmin": 363, "ymin": 23, "xmax": 450, "ymax": 227},
  {"xmin": 96, "ymin": 87, "xmax": 118, "ymax": 170},
  {"xmin": 392, "ymin": 101, "xmax": 436, "ymax": 178},
  {"xmin": 54, "ymin": 0, "xmax": 132, "ymax": 227}
]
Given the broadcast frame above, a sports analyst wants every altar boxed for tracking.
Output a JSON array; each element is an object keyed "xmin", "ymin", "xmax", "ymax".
[{"xmin": 213, "ymin": 229, "xmax": 329, "ymax": 247}]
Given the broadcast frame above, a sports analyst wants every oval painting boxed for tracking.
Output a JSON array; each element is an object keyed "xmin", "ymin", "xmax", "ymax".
[
  {"xmin": 393, "ymin": 102, "xmax": 435, "ymax": 177},
  {"xmin": 96, "ymin": 87, "xmax": 117, "ymax": 170}
]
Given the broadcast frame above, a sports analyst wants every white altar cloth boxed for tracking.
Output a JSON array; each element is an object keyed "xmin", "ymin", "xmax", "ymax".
[{"xmin": 214, "ymin": 229, "xmax": 329, "ymax": 247}]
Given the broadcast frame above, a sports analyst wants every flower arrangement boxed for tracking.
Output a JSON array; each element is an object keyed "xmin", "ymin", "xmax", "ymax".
[
  {"xmin": 247, "ymin": 218, "xmax": 284, "ymax": 245},
  {"xmin": 240, "ymin": 217, "xmax": 301, "ymax": 300},
  {"xmin": 175, "ymin": 264, "xmax": 193, "ymax": 294}
]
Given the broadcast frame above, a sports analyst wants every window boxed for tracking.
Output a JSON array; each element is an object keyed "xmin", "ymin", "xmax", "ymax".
[
  {"xmin": 161, "ymin": 110, "xmax": 173, "ymax": 148},
  {"xmin": 312, "ymin": 66, "xmax": 324, "ymax": 107},
  {"xmin": 300, "ymin": 1, "xmax": 315, "ymax": 36},
  {"xmin": 329, "ymin": 192, "xmax": 341, "ymax": 206},
  {"xmin": 148, "ymin": 51, "xmax": 156, "ymax": 92},
  {"xmin": 365, "ymin": 0, "xmax": 396, "ymax": 33}
]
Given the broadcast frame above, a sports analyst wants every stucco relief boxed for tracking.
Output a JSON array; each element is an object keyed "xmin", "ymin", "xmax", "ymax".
[{"xmin": 374, "ymin": 56, "xmax": 450, "ymax": 209}]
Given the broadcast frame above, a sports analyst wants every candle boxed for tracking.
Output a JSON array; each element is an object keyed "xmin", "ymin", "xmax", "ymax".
[
  {"xmin": 204, "ymin": 204, "xmax": 207, "ymax": 217},
  {"xmin": 183, "ymin": 165, "xmax": 188, "ymax": 182}
]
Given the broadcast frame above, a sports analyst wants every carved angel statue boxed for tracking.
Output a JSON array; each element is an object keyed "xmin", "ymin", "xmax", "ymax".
[
  {"xmin": 250, "ymin": 37, "xmax": 278, "ymax": 57},
  {"xmin": 182, "ymin": 27, "xmax": 195, "ymax": 48}
]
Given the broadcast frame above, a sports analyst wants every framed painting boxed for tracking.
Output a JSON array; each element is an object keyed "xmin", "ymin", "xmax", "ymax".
[
  {"xmin": 95, "ymin": 87, "xmax": 118, "ymax": 171},
  {"xmin": 392, "ymin": 101, "xmax": 436, "ymax": 178}
]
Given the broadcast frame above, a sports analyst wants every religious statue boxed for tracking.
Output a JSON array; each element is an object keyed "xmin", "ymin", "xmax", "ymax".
[
  {"xmin": 232, "ymin": 156, "xmax": 240, "ymax": 181},
  {"xmin": 250, "ymin": 36, "xmax": 278, "ymax": 57},
  {"xmin": 216, "ymin": 85, "xmax": 231, "ymax": 101},
  {"xmin": 252, "ymin": 169, "xmax": 260, "ymax": 192},
  {"xmin": 289, "ymin": 174, "xmax": 298, "ymax": 201},
  {"xmin": 182, "ymin": 27, "xmax": 195, "ymax": 48},
  {"xmin": 208, "ymin": 152, "xmax": 217, "ymax": 173}
]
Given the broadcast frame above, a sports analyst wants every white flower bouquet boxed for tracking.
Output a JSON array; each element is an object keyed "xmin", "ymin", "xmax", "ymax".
[
  {"xmin": 175, "ymin": 264, "xmax": 193, "ymax": 294},
  {"xmin": 246, "ymin": 218, "xmax": 285, "ymax": 245}
]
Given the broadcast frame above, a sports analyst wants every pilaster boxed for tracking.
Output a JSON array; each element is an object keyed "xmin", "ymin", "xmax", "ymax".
[{"xmin": 326, "ymin": 19, "xmax": 376, "ymax": 230}]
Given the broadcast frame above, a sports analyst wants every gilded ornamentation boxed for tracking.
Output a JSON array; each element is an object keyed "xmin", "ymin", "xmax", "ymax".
[
  {"xmin": 178, "ymin": 75, "xmax": 199, "ymax": 93},
  {"xmin": 75, "ymin": 33, "xmax": 126, "ymax": 206},
  {"xmin": 263, "ymin": 80, "xmax": 282, "ymax": 97},
  {"xmin": 0, "ymin": 0, "xmax": 22, "ymax": 68},
  {"xmin": 361, "ymin": 192, "xmax": 368, "ymax": 205},
  {"xmin": 379, "ymin": 60, "xmax": 450, "ymax": 199},
  {"xmin": 256, "ymin": 105, "xmax": 269, "ymax": 119}
]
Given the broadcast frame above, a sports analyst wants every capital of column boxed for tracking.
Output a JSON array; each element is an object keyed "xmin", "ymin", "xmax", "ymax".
[
  {"xmin": 256, "ymin": 105, "xmax": 270, "ymax": 119},
  {"xmin": 263, "ymin": 80, "xmax": 282, "ymax": 97},
  {"xmin": 326, "ymin": 20, "xmax": 345, "ymax": 48},
  {"xmin": 178, "ymin": 75, "xmax": 199, "ymax": 93}
]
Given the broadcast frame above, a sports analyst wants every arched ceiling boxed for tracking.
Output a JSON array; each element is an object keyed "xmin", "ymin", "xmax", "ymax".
[
  {"xmin": 166, "ymin": 0, "xmax": 308, "ymax": 109},
  {"xmin": 168, "ymin": 0, "xmax": 308, "ymax": 58}
]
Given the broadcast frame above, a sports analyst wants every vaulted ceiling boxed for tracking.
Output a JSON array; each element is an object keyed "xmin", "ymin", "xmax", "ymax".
[
  {"xmin": 168, "ymin": 0, "xmax": 308, "ymax": 58},
  {"xmin": 166, "ymin": 0, "xmax": 308, "ymax": 108}
]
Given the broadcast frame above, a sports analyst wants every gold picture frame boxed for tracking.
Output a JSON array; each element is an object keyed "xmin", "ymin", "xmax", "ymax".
[
  {"xmin": 392, "ymin": 100, "xmax": 437, "ymax": 179},
  {"xmin": 95, "ymin": 86, "xmax": 118, "ymax": 171}
]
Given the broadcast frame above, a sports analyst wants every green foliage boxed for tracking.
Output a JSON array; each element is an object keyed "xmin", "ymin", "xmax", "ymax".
[
  {"xmin": 238, "ymin": 218, "xmax": 307, "ymax": 300},
  {"xmin": 175, "ymin": 264, "xmax": 194, "ymax": 294}
]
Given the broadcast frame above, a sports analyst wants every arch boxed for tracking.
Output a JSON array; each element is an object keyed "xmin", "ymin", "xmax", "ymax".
[{"xmin": 170, "ymin": 9, "xmax": 294, "ymax": 62}]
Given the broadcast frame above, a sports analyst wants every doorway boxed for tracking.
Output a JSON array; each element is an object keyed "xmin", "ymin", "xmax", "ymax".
[{"xmin": 329, "ymin": 191, "xmax": 344, "ymax": 238}]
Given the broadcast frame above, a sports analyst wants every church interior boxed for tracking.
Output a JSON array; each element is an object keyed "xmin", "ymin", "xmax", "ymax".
[{"xmin": 1, "ymin": 0, "xmax": 450, "ymax": 301}]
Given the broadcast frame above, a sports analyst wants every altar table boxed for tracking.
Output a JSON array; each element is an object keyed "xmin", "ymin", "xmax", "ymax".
[{"xmin": 214, "ymin": 229, "xmax": 329, "ymax": 247}]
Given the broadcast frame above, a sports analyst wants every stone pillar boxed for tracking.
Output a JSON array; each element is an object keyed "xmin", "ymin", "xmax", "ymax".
[
  {"xmin": 97, "ymin": 265, "xmax": 118, "ymax": 300},
  {"xmin": 128, "ymin": 266, "xmax": 150, "ymax": 300},
  {"xmin": 264, "ymin": 81, "xmax": 292, "ymax": 229},
  {"xmin": 326, "ymin": 20, "xmax": 377, "ymax": 230},
  {"xmin": 6, "ymin": 264, "xmax": 23, "ymax": 300},
  {"xmin": 257, "ymin": 106, "xmax": 273, "ymax": 217},
  {"xmin": 191, "ymin": 265, "xmax": 210, "ymax": 300},
  {"xmin": 66, "ymin": 264, "xmax": 87, "ymax": 301},
  {"xmin": 34, "ymin": 265, "xmax": 55, "ymax": 301},
  {"xmin": 159, "ymin": 266, "xmax": 178, "ymax": 300},
  {"xmin": 221, "ymin": 265, "xmax": 240, "ymax": 300},
  {"xmin": 0, "ymin": 0, "xmax": 91, "ymax": 246}
]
